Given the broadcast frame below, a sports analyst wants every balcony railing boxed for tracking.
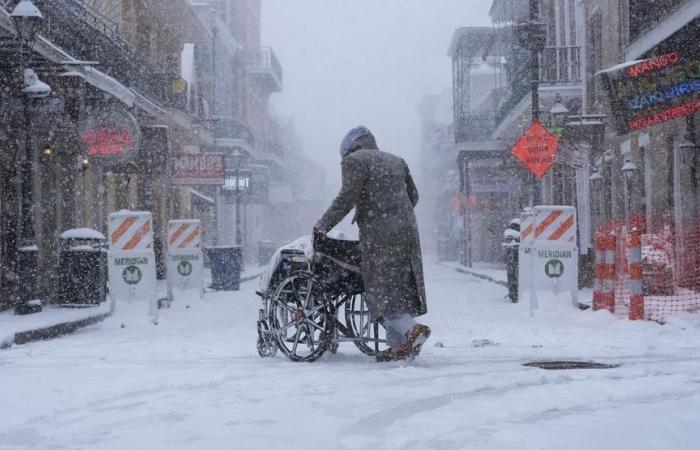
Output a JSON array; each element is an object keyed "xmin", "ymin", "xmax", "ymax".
[
  {"xmin": 245, "ymin": 47, "xmax": 283, "ymax": 92},
  {"xmin": 454, "ymin": 114, "xmax": 496, "ymax": 144},
  {"xmin": 539, "ymin": 46, "xmax": 581, "ymax": 85}
]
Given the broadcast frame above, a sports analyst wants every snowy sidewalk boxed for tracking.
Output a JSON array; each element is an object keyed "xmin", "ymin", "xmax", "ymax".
[{"xmin": 0, "ymin": 301, "xmax": 113, "ymax": 349}]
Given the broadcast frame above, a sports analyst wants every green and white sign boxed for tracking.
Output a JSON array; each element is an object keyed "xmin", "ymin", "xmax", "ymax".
[
  {"xmin": 177, "ymin": 260, "xmax": 193, "ymax": 277},
  {"xmin": 544, "ymin": 259, "xmax": 565, "ymax": 278},
  {"xmin": 122, "ymin": 265, "xmax": 143, "ymax": 285}
]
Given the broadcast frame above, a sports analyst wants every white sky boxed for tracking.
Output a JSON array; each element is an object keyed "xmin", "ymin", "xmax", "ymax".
[{"xmin": 261, "ymin": 0, "xmax": 492, "ymax": 185}]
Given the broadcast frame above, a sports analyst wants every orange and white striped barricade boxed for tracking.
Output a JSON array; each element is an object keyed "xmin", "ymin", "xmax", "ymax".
[
  {"xmin": 593, "ymin": 230, "xmax": 616, "ymax": 313},
  {"xmin": 107, "ymin": 210, "xmax": 158, "ymax": 319},
  {"xmin": 166, "ymin": 219, "xmax": 204, "ymax": 300},
  {"xmin": 530, "ymin": 206, "xmax": 579, "ymax": 309},
  {"xmin": 627, "ymin": 227, "xmax": 644, "ymax": 320},
  {"xmin": 518, "ymin": 208, "xmax": 535, "ymax": 305}
]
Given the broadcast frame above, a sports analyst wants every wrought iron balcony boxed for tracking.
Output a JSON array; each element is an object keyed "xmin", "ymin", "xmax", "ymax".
[
  {"xmin": 454, "ymin": 114, "xmax": 496, "ymax": 144},
  {"xmin": 539, "ymin": 46, "xmax": 581, "ymax": 85},
  {"xmin": 245, "ymin": 47, "xmax": 282, "ymax": 93}
]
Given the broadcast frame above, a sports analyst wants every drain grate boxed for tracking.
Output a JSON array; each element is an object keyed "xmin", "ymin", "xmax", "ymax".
[{"xmin": 524, "ymin": 361, "xmax": 621, "ymax": 370}]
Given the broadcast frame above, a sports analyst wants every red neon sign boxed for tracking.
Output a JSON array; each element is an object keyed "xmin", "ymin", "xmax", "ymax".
[{"xmin": 82, "ymin": 129, "xmax": 134, "ymax": 156}]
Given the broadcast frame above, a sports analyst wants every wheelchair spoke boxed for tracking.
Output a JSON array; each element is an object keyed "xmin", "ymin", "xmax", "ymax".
[
  {"xmin": 304, "ymin": 324, "xmax": 315, "ymax": 352},
  {"xmin": 291, "ymin": 326, "xmax": 302, "ymax": 355},
  {"xmin": 276, "ymin": 301, "xmax": 297, "ymax": 315},
  {"xmin": 306, "ymin": 319, "xmax": 324, "ymax": 332},
  {"xmin": 276, "ymin": 320, "xmax": 296, "ymax": 335}
]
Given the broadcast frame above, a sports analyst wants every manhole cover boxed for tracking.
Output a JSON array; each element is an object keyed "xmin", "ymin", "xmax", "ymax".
[{"xmin": 524, "ymin": 361, "xmax": 621, "ymax": 370}]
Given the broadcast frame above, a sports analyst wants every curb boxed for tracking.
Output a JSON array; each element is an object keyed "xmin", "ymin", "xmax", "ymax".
[
  {"xmin": 441, "ymin": 263, "xmax": 509, "ymax": 288},
  {"xmin": 1, "ymin": 310, "xmax": 113, "ymax": 350},
  {"xmin": 241, "ymin": 272, "xmax": 263, "ymax": 283}
]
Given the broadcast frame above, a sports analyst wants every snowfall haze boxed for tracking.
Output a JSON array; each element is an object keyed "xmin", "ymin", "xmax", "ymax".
[{"xmin": 262, "ymin": 0, "xmax": 492, "ymax": 185}]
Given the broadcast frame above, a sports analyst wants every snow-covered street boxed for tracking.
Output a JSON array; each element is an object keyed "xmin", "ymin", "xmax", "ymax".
[{"xmin": 2, "ymin": 261, "xmax": 700, "ymax": 450}]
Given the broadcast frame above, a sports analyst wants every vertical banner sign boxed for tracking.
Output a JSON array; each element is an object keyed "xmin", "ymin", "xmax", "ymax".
[
  {"xmin": 108, "ymin": 211, "xmax": 158, "ymax": 319},
  {"xmin": 519, "ymin": 206, "xmax": 579, "ymax": 311},
  {"xmin": 166, "ymin": 219, "xmax": 204, "ymax": 300}
]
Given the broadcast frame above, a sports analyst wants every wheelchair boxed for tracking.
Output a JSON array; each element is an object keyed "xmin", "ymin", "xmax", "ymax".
[{"xmin": 256, "ymin": 233, "xmax": 387, "ymax": 362}]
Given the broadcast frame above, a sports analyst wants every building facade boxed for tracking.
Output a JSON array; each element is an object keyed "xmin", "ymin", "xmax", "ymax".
[{"xmin": 0, "ymin": 0, "xmax": 288, "ymax": 310}]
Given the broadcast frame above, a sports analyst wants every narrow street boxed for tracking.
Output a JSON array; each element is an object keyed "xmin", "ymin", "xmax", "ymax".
[{"xmin": 2, "ymin": 262, "xmax": 700, "ymax": 450}]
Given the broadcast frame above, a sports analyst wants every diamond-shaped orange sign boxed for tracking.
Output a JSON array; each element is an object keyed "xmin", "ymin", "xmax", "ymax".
[{"xmin": 511, "ymin": 121, "xmax": 559, "ymax": 178}]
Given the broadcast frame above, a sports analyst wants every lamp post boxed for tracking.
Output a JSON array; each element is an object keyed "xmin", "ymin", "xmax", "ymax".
[
  {"xmin": 679, "ymin": 116, "xmax": 699, "ymax": 214},
  {"xmin": 516, "ymin": 0, "xmax": 547, "ymax": 206},
  {"xmin": 229, "ymin": 148, "xmax": 243, "ymax": 246},
  {"xmin": 549, "ymin": 93, "xmax": 569, "ymax": 134},
  {"xmin": 621, "ymin": 159, "xmax": 639, "ymax": 221},
  {"xmin": 589, "ymin": 168, "xmax": 605, "ymax": 227},
  {"xmin": 11, "ymin": 0, "xmax": 45, "ymax": 314}
]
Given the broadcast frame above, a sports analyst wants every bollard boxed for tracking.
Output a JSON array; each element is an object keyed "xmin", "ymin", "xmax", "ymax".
[{"xmin": 628, "ymin": 227, "xmax": 644, "ymax": 320}]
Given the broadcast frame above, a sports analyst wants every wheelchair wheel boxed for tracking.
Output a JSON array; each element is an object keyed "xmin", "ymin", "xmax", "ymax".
[
  {"xmin": 269, "ymin": 274, "xmax": 332, "ymax": 362},
  {"xmin": 256, "ymin": 320, "xmax": 278, "ymax": 358},
  {"xmin": 344, "ymin": 294, "xmax": 386, "ymax": 356}
]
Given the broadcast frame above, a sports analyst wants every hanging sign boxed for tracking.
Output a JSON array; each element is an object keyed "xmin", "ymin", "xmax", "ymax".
[
  {"xmin": 599, "ymin": 51, "xmax": 700, "ymax": 135},
  {"xmin": 78, "ymin": 108, "xmax": 141, "ymax": 165},
  {"xmin": 169, "ymin": 153, "xmax": 225, "ymax": 185},
  {"xmin": 511, "ymin": 121, "xmax": 559, "ymax": 178}
]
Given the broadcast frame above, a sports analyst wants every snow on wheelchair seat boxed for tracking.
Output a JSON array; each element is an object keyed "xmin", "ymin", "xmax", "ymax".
[{"xmin": 258, "ymin": 231, "xmax": 356, "ymax": 294}]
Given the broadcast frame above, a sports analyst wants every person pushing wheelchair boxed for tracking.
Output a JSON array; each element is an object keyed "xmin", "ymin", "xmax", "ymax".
[{"xmin": 315, "ymin": 126, "xmax": 430, "ymax": 362}]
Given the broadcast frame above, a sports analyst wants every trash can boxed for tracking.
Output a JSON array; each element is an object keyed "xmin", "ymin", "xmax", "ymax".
[
  {"xmin": 58, "ymin": 228, "xmax": 108, "ymax": 306},
  {"xmin": 502, "ymin": 219, "xmax": 520, "ymax": 303},
  {"xmin": 206, "ymin": 246, "xmax": 243, "ymax": 291},
  {"xmin": 258, "ymin": 240, "xmax": 276, "ymax": 266}
]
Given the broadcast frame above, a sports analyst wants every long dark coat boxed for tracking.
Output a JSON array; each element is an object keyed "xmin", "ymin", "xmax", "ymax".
[{"xmin": 316, "ymin": 148, "xmax": 427, "ymax": 318}]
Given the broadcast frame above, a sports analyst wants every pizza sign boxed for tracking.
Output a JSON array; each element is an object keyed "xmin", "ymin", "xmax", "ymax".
[
  {"xmin": 511, "ymin": 121, "xmax": 559, "ymax": 178},
  {"xmin": 78, "ymin": 108, "xmax": 141, "ymax": 166},
  {"xmin": 82, "ymin": 129, "xmax": 134, "ymax": 156}
]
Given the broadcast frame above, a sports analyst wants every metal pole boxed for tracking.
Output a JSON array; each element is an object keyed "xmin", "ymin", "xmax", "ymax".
[
  {"xmin": 529, "ymin": 0, "xmax": 542, "ymax": 206},
  {"xmin": 235, "ymin": 165, "xmax": 242, "ymax": 246},
  {"xmin": 211, "ymin": 24, "xmax": 221, "ymax": 246},
  {"xmin": 16, "ymin": 36, "xmax": 39, "ymax": 310}
]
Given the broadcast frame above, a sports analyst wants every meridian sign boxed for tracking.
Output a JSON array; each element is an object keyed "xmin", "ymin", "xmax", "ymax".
[{"xmin": 600, "ymin": 50, "xmax": 700, "ymax": 135}]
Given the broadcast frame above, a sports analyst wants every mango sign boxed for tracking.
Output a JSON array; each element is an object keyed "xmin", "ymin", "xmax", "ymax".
[
  {"xmin": 511, "ymin": 121, "xmax": 559, "ymax": 178},
  {"xmin": 599, "ymin": 50, "xmax": 700, "ymax": 135}
]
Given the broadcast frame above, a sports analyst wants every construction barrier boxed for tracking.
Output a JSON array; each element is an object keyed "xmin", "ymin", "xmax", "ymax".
[
  {"xmin": 166, "ymin": 219, "xmax": 204, "ymax": 300},
  {"xmin": 592, "ymin": 216, "xmax": 700, "ymax": 322},
  {"xmin": 519, "ymin": 206, "xmax": 579, "ymax": 312},
  {"xmin": 592, "ymin": 230, "xmax": 616, "ymax": 312},
  {"xmin": 107, "ymin": 210, "xmax": 158, "ymax": 318}
]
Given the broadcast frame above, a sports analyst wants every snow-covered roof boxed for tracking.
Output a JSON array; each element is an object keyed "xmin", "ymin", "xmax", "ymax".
[{"xmin": 60, "ymin": 228, "xmax": 106, "ymax": 240}]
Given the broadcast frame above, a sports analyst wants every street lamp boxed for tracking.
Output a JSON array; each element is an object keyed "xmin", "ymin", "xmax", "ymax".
[
  {"xmin": 589, "ymin": 168, "xmax": 605, "ymax": 224},
  {"xmin": 678, "ymin": 138, "xmax": 698, "ymax": 165},
  {"xmin": 621, "ymin": 159, "xmax": 638, "ymax": 185},
  {"xmin": 11, "ymin": 0, "xmax": 44, "ymax": 315},
  {"xmin": 11, "ymin": 1, "xmax": 43, "ymax": 47},
  {"xmin": 589, "ymin": 168, "xmax": 604, "ymax": 187},
  {"xmin": 550, "ymin": 93, "xmax": 569, "ymax": 129},
  {"xmin": 621, "ymin": 159, "xmax": 638, "ymax": 220}
]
